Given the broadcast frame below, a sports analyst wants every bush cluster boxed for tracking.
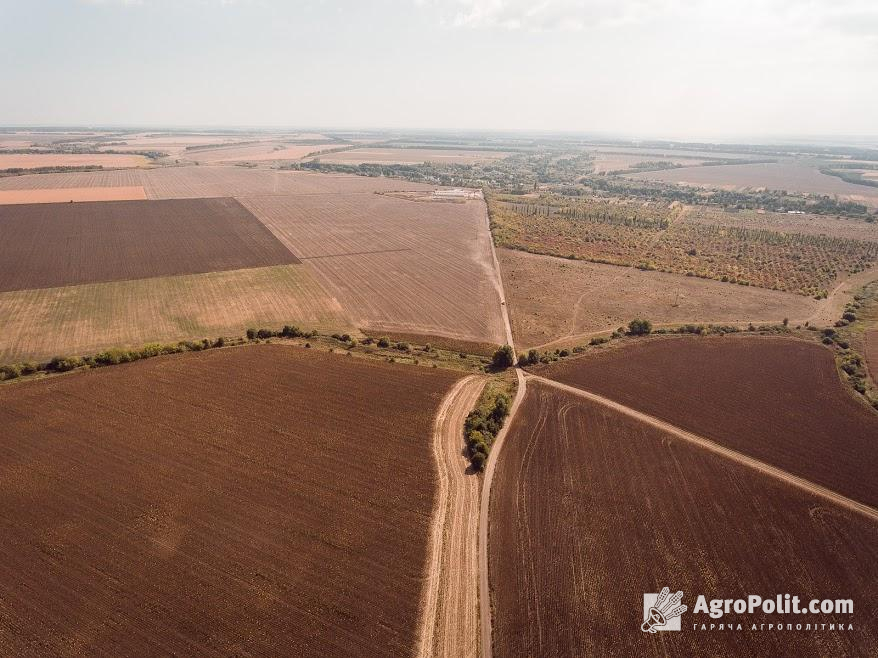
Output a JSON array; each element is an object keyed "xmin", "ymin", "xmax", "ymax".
[
  {"xmin": 465, "ymin": 391, "xmax": 512, "ymax": 471},
  {"xmin": 246, "ymin": 325, "xmax": 317, "ymax": 341}
]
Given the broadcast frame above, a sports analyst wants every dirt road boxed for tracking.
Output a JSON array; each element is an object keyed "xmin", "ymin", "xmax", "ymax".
[
  {"xmin": 478, "ymin": 196, "xmax": 524, "ymax": 658},
  {"xmin": 532, "ymin": 375, "xmax": 878, "ymax": 522},
  {"xmin": 806, "ymin": 264, "xmax": 878, "ymax": 327},
  {"xmin": 417, "ymin": 375, "xmax": 487, "ymax": 658}
]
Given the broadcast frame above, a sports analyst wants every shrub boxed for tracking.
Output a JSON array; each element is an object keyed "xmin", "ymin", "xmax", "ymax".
[
  {"xmin": 627, "ymin": 319, "xmax": 653, "ymax": 336},
  {"xmin": 491, "ymin": 345, "xmax": 515, "ymax": 370},
  {"xmin": 377, "ymin": 337, "xmax": 390, "ymax": 348},
  {"xmin": 471, "ymin": 452, "xmax": 487, "ymax": 472},
  {"xmin": 395, "ymin": 342, "xmax": 410, "ymax": 352},
  {"xmin": 589, "ymin": 336, "xmax": 608, "ymax": 346},
  {"xmin": 0, "ymin": 364, "xmax": 22, "ymax": 380},
  {"xmin": 246, "ymin": 328, "xmax": 257, "ymax": 340},
  {"xmin": 47, "ymin": 356, "xmax": 85, "ymax": 372},
  {"xmin": 842, "ymin": 312, "xmax": 857, "ymax": 322}
]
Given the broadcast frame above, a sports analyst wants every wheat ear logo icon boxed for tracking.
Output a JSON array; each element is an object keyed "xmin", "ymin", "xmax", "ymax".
[{"xmin": 642, "ymin": 587, "xmax": 687, "ymax": 633}]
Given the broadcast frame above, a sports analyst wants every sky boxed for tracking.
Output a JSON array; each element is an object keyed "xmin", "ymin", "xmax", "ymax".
[{"xmin": 0, "ymin": 0, "xmax": 876, "ymax": 139}]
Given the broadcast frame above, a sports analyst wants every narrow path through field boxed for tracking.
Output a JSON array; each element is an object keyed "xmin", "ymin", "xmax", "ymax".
[
  {"xmin": 806, "ymin": 264, "xmax": 878, "ymax": 327},
  {"xmin": 531, "ymin": 375, "xmax": 878, "ymax": 522},
  {"xmin": 417, "ymin": 375, "xmax": 487, "ymax": 658},
  {"xmin": 479, "ymin": 198, "xmax": 523, "ymax": 658}
]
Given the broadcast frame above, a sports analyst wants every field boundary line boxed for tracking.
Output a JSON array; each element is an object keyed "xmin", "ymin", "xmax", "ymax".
[
  {"xmin": 532, "ymin": 375, "xmax": 878, "ymax": 523},
  {"xmin": 417, "ymin": 374, "xmax": 486, "ymax": 658}
]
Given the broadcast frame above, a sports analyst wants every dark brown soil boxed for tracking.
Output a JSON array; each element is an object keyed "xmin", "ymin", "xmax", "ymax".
[
  {"xmin": 0, "ymin": 345, "xmax": 460, "ymax": 657},
  {"xmin": 0, "ymin": 197, "xmax": 299, "ymax": 291},
  {"xmin": 490, "ymin": 380, "xmax": 878, "ymax": 657},
  {"xmin": 537, "ymin": 336, "xmax": 878, "ymax": 507}
]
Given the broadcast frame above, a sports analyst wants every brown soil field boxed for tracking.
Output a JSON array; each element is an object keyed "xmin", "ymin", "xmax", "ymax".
[
  {"xmin": 185, "ymin": 143, "xmax": 327, "ymax": 163},
  {"xmin": 867, "ymin": 330, "xmax": 878, "ymax": 385},
  {"xmin": 538, "ymin": 336, "xmax": 878, "ymax": 507},
  {"xmin": 316, "ymin": 148, "xmax": 512, "ymax": 165},
  {"xmin": 0, "ymin": 345, "xmax": 461, "ymax": 657},
  {"xmin": 362, "ymin": 331, "xmax": 499, "ymax": 357},
  {"xmin": 499, "ymin": 248, "xmax": 818, "ymax": 348},
  {"xmin": 0, "ymin": 186, "xmax": 147, "ymax": 205},
  {"xmin": 489, "ymin": 380, "xmax": 878, "ymax": 657},
  {"xmin": 0, "ymin": 265, "xmax": 351, "ymax": 363},
  {"xmin": 241, "ymin": 193, "xmax": 507, "ymax": 345},
  {"xmin": 0, "ymin": 153, "xmax": 148, "ymax": 169},
  {"xmin": 628, "ymin": 161, "xmax": 878, "ymax": 206},
  {"xmin": 0, "ymin": 197, "xmax": 298, "ymax": 292}
]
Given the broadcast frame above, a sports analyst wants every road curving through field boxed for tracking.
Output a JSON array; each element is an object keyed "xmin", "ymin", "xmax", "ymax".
[
  {"xmin": 417, "ymin": 375, "xmax": 487, "ymax": 658},
  {"xmin": 479, "ymin": 195, "xmax": 525, "ymax": 658},
  {"xmin": 532, "ymin": 375, "xmax": 878, "ymax": 523}
]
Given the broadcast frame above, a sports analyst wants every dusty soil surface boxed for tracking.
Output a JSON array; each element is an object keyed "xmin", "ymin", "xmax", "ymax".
[
  {"xmin": 0, "ymin": 186, "xmax": 147, "ymax": 204},
  {"xmin": 628, "ymin": 161, "xmax": 878, "ymax": 206},
  {"xmin": 242, "ymin": 193, "xmax": 506, "ymax": 345},
  {"xmin": 315, "ymin": 148, "xmax": 511, "ymax": 165},
  {"xmin": 0, "ymin": 197, "xmax": 298, "ymax": 292},
  {"xmin": 0, "ymin": 153, "xmax": 148, "ymax": 168},
  {"xmin": 489, "ymin": 379, "xmax": 878, "ymax": 657},
  {"xmin": 0, "ymin": 345, "xmax": 461, "ymax": 657},
  {"xmin": 0, "ymin": 265, "xmax": 351, "ymax": 363},
  {"xmin": 184, "ymin": 143, "xmax": 329, "ymax": 163},
  {"xmin": 499, "ymin": 248, "xmax": 818, "ymax": 349},
  {"xmin": 418, "ymin": 376, "xmax": 485, "ymax": 658},
  {"xmin": 538, "ymin": 336, "xmax": 878, "ymax": 507}
]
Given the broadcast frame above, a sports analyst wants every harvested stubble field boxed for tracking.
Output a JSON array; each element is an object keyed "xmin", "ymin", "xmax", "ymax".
[
  {"xmin": 490, "ymin": 196, "xmax": 878, "ymax": 296},
  {"xmin": 184, "ymin": 143, "xmax": 329, "ymax": 163},
  {"xmin": 241, "ymin": 192, "xmax": 507, "ymax": 344},
  {"xmin": 0, "ymin": 186, "xmax": 147, "ymax": 205},
  {"xmin": 489, "ymin": 380, "xmax": 878, "ymax": 657},
  {"xmin": 0, "ymin": 167, "xmax": 434, "ymax": 199},
  {"xmin": 499, "ymin": 248, "xmax": 818, "ymax": 348},
  {"xmin": 628, "ymin": 161, "xmax": 878, "ymax": 207},
  {"xmin": 0, "ymin": 197, "xmax": 298, "ymax": 292},
  {"xmin": 538, "ymin": 336, "xmax": 878, "ymax": 507},
  {"xmin": 0, "ymin": 345, "xmax": 461, "ymax": 657},
  {"xmin": 0, "ymin": 153, "xmax": 148, "ymax": 169},
  {"xmin": 314, "ymin": 147, "xmax": 512, "ymax": 165},
  {"xmin": 0, "ymin": 264, "xmax": 351, "ymax": 363}
]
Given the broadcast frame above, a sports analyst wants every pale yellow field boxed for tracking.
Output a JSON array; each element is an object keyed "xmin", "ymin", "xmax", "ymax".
[
  {"xmin": 0, "ymin": 153, "xmax": 149, "ymax": 169},
  {"xmin": 186, "ymin": 143, "xmax": 326, "ymax": 163},
  {"xmin": 0, "ymin": 186, "xmax": 147, "ymax": 205},
  {"xmin": 0, "ymin": 264, "xmax": 352, "ymax": 363}
]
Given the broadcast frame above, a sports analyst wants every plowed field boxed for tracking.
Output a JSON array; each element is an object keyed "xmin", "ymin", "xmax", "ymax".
[
  {"xmin": 539, "ymin": 337, "xmax": 878, "ymax": 507},
  {"xmin": 489, "ymin": 380, "xmax": 878, "ymax": 657},
  {"xmin": 0, "ymin": 197, "xmax": 298, "ymax": 291},
  {"xmin": 0, "ymin": 345, "xmax": 461, "ymax": 657}
]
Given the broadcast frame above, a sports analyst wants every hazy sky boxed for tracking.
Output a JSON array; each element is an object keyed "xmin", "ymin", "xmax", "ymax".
[{"xmin": 1, "ymin": 0, "xmax": 876, "ymax": 138}]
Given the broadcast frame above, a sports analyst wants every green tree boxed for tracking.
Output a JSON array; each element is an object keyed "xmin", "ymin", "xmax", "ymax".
[
  {"xmin": 627, "ymin": 319, "xmax": 653, "ymax": 336},
  {"xmin": 491, "ymin": 345, "xmax": 515, "ymax": 369}
]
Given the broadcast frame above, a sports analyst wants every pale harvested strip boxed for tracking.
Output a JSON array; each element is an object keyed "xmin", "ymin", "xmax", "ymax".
[
  {"xmin": 0, "ymin": 153, "xmax": 148, "ymax": 169},
  {"xmin": 0, "ymin": 169, "xmax": 144, "ymax": 190},
  {"xmin": 0, "ymin": 186, "xmax": 147, "ymax": 205},
  {"xmin": 0, "ymin": 264, "xmax": 352, "ymax": 363}
]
